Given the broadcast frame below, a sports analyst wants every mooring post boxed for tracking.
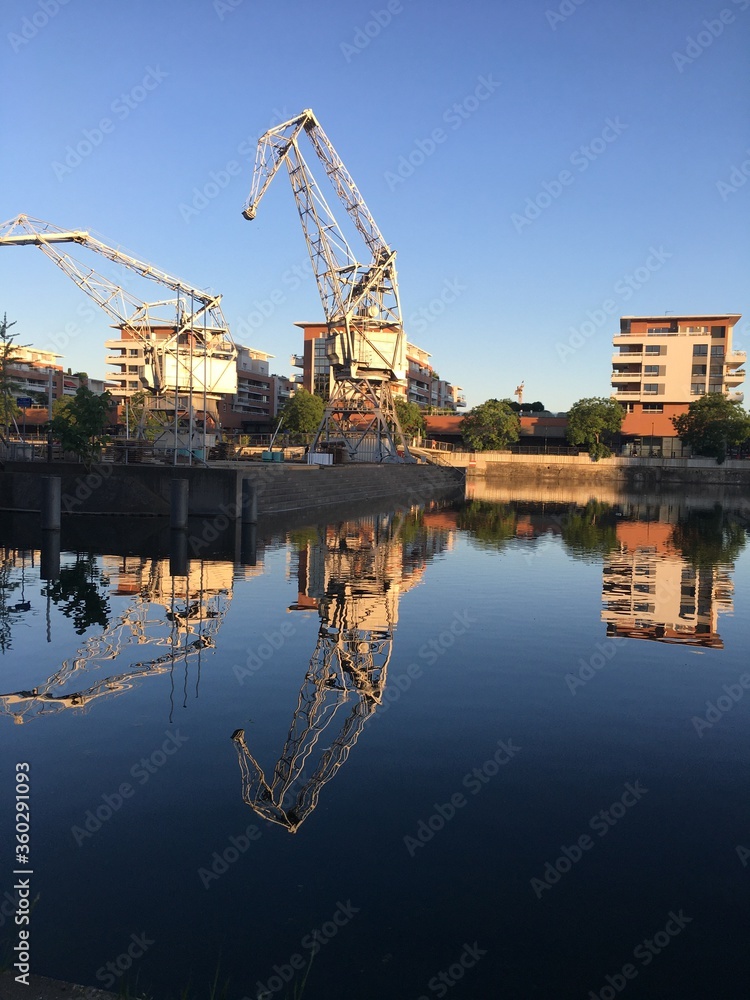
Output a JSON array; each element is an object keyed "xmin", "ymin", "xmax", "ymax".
[
  {"xmin": 169, "ymin": 529, "xmax": 189, "ymax": 578},
  {"xmin": 240, "ymin": 523, "xmax": 257, "ymax": 566},
  {"xmin": 40, "ymin": 530, "xmax": 61, "ymax": 581},
  {"xmin": 171, "ymin": 478, "xmax": 189, "ymax": 530},
  {"xmin": 41, "ymin": 476, "xmax": 61, "ymax": 531},
  {"xmin": 241, "ymin": 479, "xmax": 258, "ymax": 525}
]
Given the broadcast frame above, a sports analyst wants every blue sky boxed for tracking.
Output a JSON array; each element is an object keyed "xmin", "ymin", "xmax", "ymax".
[{"xmin": 1, "ymin": 0, "xmax": 748, "ymax": 412}]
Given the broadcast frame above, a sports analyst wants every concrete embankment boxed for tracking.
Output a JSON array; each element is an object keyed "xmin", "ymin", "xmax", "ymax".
[
  {"xmin": 429, "ymin": 450, "xmax": 750, "ymax": 491},
  {"xmin": 0, "ymin": 461, "xmax": 464, "ymax": 518}
]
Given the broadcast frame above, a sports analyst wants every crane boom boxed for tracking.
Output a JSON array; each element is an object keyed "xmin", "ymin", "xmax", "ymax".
[{"xmin": 0, "ymin": 214, "xmax": 236, "ymax": 399}]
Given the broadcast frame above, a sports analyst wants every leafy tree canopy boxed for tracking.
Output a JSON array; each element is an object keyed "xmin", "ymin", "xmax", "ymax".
[
  {"xmin": 51, "ymin": 385, "xmax": 114, "ymax": 462},
  {"xmin": 672, "ymin": 394, "xmax": 750, "ymax": 464},
  {"xmin": 566, "ymin": 397, "xmax": 624, "ymax": 460},
  {"xmin": 277, "ymin": 389, "xmax": 324, "ymax": 441},
  {"xmin": 460, "ymin": 398, "xmax": 520, "ymax": 451},
  {"xmin": 394, "ymin": 396, "xmax": 425, "ymax": 438},
  {"xmin": 0, "ymin": 314, "xmax": 27, "ymax": 439}
]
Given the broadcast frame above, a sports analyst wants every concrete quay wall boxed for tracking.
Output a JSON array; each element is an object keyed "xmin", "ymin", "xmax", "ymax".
[
  {"xmin": 0, "ymin": 461, "xmax": 465, "ymax": 518},
  {"xmin": 447, "ymin": 451, "xmax": 750, "ymax": 489}
]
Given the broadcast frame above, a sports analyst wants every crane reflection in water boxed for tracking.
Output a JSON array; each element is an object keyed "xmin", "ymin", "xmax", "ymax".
[{"xmin": 232, "ymin": 507, "xmax": 456, "ymax": 833}]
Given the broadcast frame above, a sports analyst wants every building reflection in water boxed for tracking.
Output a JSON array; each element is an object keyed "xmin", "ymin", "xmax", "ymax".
[
  {"xmin": 0, "ymin": 550, "xmax": 258, "ymax": 724},
  {"xmin": 602, "ymin": 509, "xmax": 736, "ymax": 648},
  {"xmin": 232, "ymin": 506, "xmax": 456, "ymax": 833}
]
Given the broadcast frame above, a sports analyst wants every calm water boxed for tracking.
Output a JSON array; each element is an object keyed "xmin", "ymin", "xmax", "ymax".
[{"xmin": 1, "ymin": 489, "xmax": 749, "ymax": 1000}]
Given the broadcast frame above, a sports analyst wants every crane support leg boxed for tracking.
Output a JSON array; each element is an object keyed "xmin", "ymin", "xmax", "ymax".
[{"xmin": 310, "ymin": 379, "xmax": 413, "ymax": 463}]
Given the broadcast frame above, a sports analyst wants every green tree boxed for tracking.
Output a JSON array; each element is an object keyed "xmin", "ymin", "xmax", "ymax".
[
  {"xmin": 670, "ymin": 505, "xmax": 747, "ymax": 568},
  {"xmin": 672, "ymin": 394, "xmax": 750, "ymax": 464},
  {"xmin": 51, "ymin": 385, "xmax": 114, "ymax": 462},
  {"xmin": 394, "ymin": 396, "xmax": 425, "ymax": 439},
  {"xmin": 0, "ymin": 314, "xmax": 27, "ymax": 441},
  {"xmin": 277, "ymin": 389, "xmax": 325, "ymax": 442},
  {"xmin": 560, "ymin": 501, "xmax": 618, "ymax": 561},
  {"xmin": 460, "ymin": 398, "xmax": 520, "ymax": 451},
  {"xmin": 566, "ymin": 397, "xmax": 624, "ymax": 460},
  {"xmin": 456, "ymin": 500, "xmax": 518, "ymax": 550}
]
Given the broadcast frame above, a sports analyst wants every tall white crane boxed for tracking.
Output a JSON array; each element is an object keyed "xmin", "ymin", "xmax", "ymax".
[
  {"xmin": 243, "ymin": 109, "xmax": 412, "ymax": 462},
  {"xmin": 0, "ymin": 214, "xmax": 237, "ymax": 449}
]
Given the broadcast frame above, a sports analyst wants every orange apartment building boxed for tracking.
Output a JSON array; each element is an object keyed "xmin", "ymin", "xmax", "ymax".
[{"xmin": 612, "ymin": 314, "xmax": 745, "ymax": 456}]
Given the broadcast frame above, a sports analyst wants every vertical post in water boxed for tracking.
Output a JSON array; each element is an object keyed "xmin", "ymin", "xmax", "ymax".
[
  {"xmin": 171, "ymin": 478, "xmax": 189, "ymax": 530},
  {"xmin": 241, "ymin": 479, "xmax": 257, "ymax": 525},
  {"xmin": 41, "ymin": 476, "xmax": 61, "ymax": 531}
]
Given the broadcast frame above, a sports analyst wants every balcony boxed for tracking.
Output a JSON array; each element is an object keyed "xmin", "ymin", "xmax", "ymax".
[
  {"xmin": 725, "ymin": 368, "xmax": 745, "ymax": 385},
  {"xmin": 290, "ymin": 373, "xmax": 304, "ymax": 384},
  {"xmin": 726, "ymin": 349, "xmax": 746, "ymax": 365},
  {"xmin": 290, "ymin": 354, "xmax": 304, "ymax": 368},
  {"xmin": 727, "ymin": 391, "xmax": 744, "ymax": 403}
]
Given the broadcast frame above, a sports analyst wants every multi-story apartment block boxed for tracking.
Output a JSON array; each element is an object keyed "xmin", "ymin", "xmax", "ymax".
[
  {"xmin": 106, "ymin": 329, "xmax": 291, "ymax": 434},
  {"xmin": 292, "ymin": 323, "xmax": 465, "ymax": 412},
  {"xmin": 6, "ymin": 346, "xmax": 109, "ymax": 433},
  {"xmin": 611, "ymin": 314, "xmax": 745, "ymax": 455}
]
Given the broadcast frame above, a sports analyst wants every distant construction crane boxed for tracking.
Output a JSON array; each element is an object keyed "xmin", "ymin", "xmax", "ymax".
[
  {"xmin": 0, "ymin": 214, "xmax": 237, "ymax": 454},
  {"xmin": 242, "ymin": 109, "xmax": 412, "ymax": 463}
]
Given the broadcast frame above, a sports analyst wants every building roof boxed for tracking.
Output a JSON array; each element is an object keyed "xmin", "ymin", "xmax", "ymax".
[{"xmin": 622, "ymin": 313, "xmax": 741, "ymax": 322}]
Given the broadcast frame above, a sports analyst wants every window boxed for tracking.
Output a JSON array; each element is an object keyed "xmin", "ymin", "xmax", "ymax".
[
  {"xmin": 711, "ymin": 326, "xmax": 726, "ymax": 338},
  {"xmin": 693, "ymin": 344, "xmax": 708, "ymax": 356},
  {"xmin": 709, "ymin": 383, "xmax": 723, "ymax": 394},
  {"xmin": 644, "ymin": 365, "xmax": 659, "ymax": 375},
  {"xmin": 129, "ymin": 349, "xmax": 139, "ymax": 356},
  {"xmin": 710, "ymin": 365, "xmax": 723, "ymax": 377},
  {"xmin": 645, "ymin": 344, "xmax": 662, "ymax": 355},
  {"xmin": 684, "ymin": 325, "xmax": 707, "ymax": 333},
  {"xmin": 711, "ymin": 345, "xmax": 725, "ymax": 357},
  {"xmin": 642, "ymin": 403, "xmax": 663, "ymax": 413},
  {"xmin": 691, "ymin": 383, "xmax": 706, "ymax": 395},
  {"xmin": 128, "ymin": 365, "xmax": 139, "ymax": 373},
  {"xmin": 691, "ymin": 365, "xmax": 707, "ymax": 376},
  {"xmin": 620, "ymin": 318, "xmax": 632, "ymax": 333},
  {"xmin": 643, "ymin": 383, "xmax": 659, "ymax": 394}
]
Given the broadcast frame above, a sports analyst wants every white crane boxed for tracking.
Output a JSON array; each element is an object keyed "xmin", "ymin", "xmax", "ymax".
[
  {"xmin": 0, "ymin": 214, "xmax": 237, "ymax": 450},
  {"xmin": 243, "ymin": 109, "xmax": 412, "ymax": 462}
]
